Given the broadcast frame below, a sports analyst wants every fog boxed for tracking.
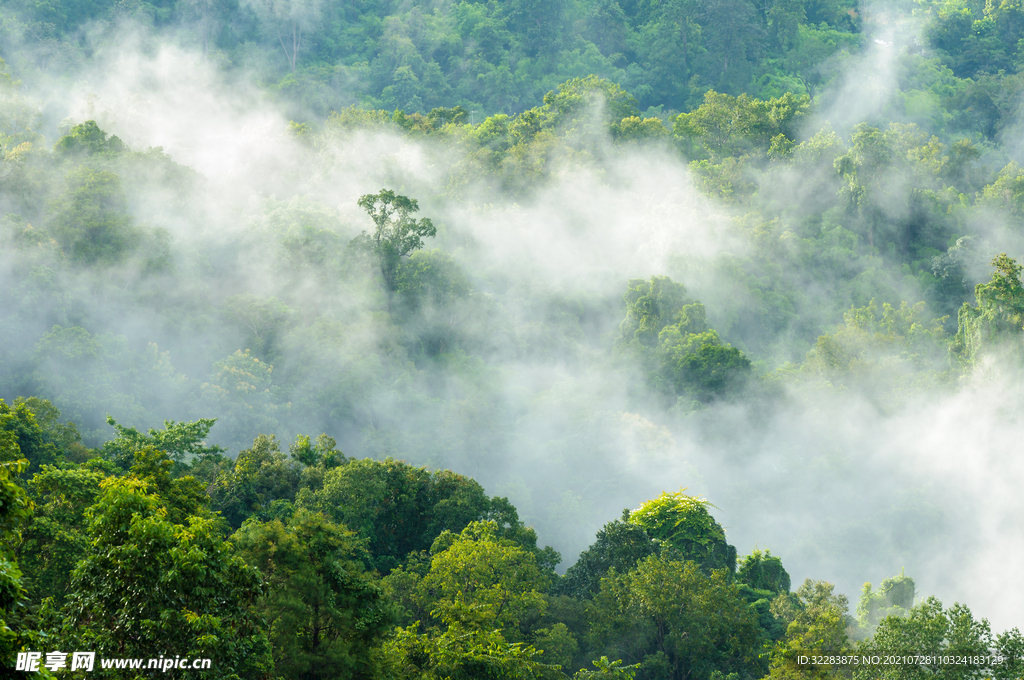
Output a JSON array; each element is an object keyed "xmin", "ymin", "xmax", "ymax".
[{"xmin": 3, "ymin": 18, "xmax": 1023, "ymax": 634}]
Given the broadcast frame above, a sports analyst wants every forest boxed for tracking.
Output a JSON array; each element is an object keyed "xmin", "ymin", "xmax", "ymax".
[{"xmin": 3, "ymin": 0, "xmax": 1024, "ymax": 676}]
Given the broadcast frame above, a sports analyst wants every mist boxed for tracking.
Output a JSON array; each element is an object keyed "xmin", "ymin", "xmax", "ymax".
[{"xmin": 3, "ymin": 15, "xmax": 1024, "ymax": 637}]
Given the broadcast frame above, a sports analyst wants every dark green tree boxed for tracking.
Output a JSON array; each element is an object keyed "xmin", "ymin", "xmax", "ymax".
[
  {"xmin": 210, "ymin": 434, "xmax": 301, "ymax": 528},
  {"xmin": 232, "ymin": 508, "xmax": 392, "ymax": 680},
  {"xmin": 556, "ymin": 516, "xmax": 656, "ymax": 599},
  {"xmin": 590, "ymin": 555, "xmax": 762, "ymax": 680}
]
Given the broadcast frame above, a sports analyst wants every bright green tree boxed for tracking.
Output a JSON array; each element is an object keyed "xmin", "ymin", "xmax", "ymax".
[
  {"xmin": 953, "ymin": 253, "xmax": 1024, "ymax": 368},
  {"xmin": 853, "ymin": 597, "xmax": 1022, "ymax": 680},
  {"xmin": 102, "ymin": 415, "xmax": 225, "ymax": 468},
  {"xmin": 382, "ymin": 520, "xmax": 559, "ymax": 679},
  {"xmin": 0, "ymin": 430, "xmax": 34, "ymax": 668},
  {"xmin": 57, "ymin": 476, "xmax": 274, "ymax": 678},
  {"xmin": 627, "ymin": 491, "xmax": 737, "ymax": 573}
]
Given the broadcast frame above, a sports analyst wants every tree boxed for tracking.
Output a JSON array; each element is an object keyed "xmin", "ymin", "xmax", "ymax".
[
  {"xmin": 101, "ymin": 415, "xmax": 225, "ymax": 468},
  {"xmin": 736, "ymin": 550, "xmax": 792, "ymax": 647},
  {"xmin": 52, "ymin": 120, "xmax": 126, "ymax": 158},
  {"xmin": 627, "ymin": 491, "xmax": 737, "ymax": 573},
  {"xmin": 620, "ymin": 276, "xmax": 691, "ymax": 347},
  {"xmin": 394, "ymin": 249, "xmax": 473, "ymax": 355},
  {"xmin": 556, "ymin": 517, "xmax": 657, "ymax": 600},
  {"xmin": 0, "ymin": 429, "xmax": 34, "ymax": 668},
  {"xmin": 381, "ymin": 521, "xmax": 559, "ymax": 680},
  {"xmin": 422, "ymin": 521, "xmax": 548, "ymax": 635},
  {"xmin": 47, "ymin": 167, "xmax": 140, "ymax": 265},
  {"xmin": 738, "ymin": 549, "xmax": 791, "ymax": 594},
  {"xmin": 232, "ymin": 509, "xmax": 392, "ymax": 680},
  {"xmin": 210, "ymin": 434, "xmax": 301, "ymax": 528},
  {"xmin": 294, "ymin": 457, "xmax": 494, "ymax": 573},
  {"xmin": 19, "ymin": 464, "xmax": 105, "ymax": 605},
  {"xmin": 673, "ymin": 91, "xmax": 809, "ymax": 159},
  {"xmin": 765, "ymin": 579, "xmax": 854, "ymax": 679},
  {"xmin": 0, "ymin": 398, "xmax": 62, "ymax": 472},
  {"xmin": 590, "ymin": 555, "xmax": 762, "ymax": 680},
  {"xmin": 953, "ymin": 253, "xmax": 1024, "ymax": 368},
  {"xmin": 857, "ymin": 572, "xmax": 915, "ymax": 632},
  {"xmin": 57, "ymin": 476, "xmax": 274, "ymax": 678},
  {"xmin": 853, "ymin": 597, "xmax": 1020, "ymax": 680},
  {"xmin": 198, "ymin": 350, "xmax": 281, "ymax": 452},
  {"xmin": 355, "ymin": 189, "xmax": 436, "ymax": 294}
]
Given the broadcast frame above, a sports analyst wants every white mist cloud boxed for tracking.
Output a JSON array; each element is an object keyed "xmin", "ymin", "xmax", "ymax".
[{"xmin": 9, "ymin": 22, "xmax": 1024, "ymax": 635}]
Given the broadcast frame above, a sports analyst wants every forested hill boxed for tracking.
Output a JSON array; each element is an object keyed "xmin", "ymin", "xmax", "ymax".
[
  {"xmin": 3, "ymin": 0, "xmax": 862, "ymax": 115},
  {"xmin": 5, "ymin": 0, "xmax": 1024, "ymax": 140},
  {"xmin": 5, "ymin": 0, "xmax": 1024, "ymax": 676}
]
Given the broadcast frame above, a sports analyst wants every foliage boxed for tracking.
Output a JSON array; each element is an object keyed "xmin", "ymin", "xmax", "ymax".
[
  {"xmin": 953, "ymin": 253, "xmax": 1024, "ymax": 367},
  {"xmin": 738, "ymin": 549, "xmax": 791, "ymax": 594},
  {"xmin": 53, "ymin": 121, "xmax": 127, "ymax": 158},
  {"xmin": 590, "ymin": 555, "xmax": 763, "ymax": 680},
  {"xmin": 101, "ymin": 415, "xmax": 224, "ymax": 468},
  {"xmin": 47, "ymin": 166, "xmax": 140, "ymax": 265},
  {"xmin": 58, "ymin": 476, "xmax": 274, "ymax": 678},
  {"xmin": 210, "ymin": 434, "xmax": 301, "ymax": 528},
  {"xmin": 628, "ymin": 491, "xmax": 737, "ymax": 572},
  {"xmin": 354, "ymin": 189, "xmax": 437, "ymax": 293},
  {"xmin": 19, "ymin": 464, "xmax": 104, "ymax": 605},
  {"xmin": 765, "ymin": 579, "xmax": 855, "ymax": 678},
  {"xmin": 232, "ymin": 508, "xmax": 392, "ymax": 679},
  {"xmin": 382, "ymin": 520, "xmax": 558, "ymax": 679},
  {"xmin": 557, "ymin": 517, "xmax": 657, "ymax": 600},
  {"xmin": 0, "ymin": 398, "xmax": 63, "ymax": 472},
  {"xmin": 853, "ymin": 597, "xmax": 1024, "ymax": 680},
  {"xmin": 0, "ymin": 452, "xmax": 33, "ymax": 668},
  {"xmin": 857, "ymin": 572, "xmax": 915, "ymax": 631},
  {"xmin": 295, "ymin": 456, "xmax": 499, "ymax": 573},
  {"xmin": 674, "ymin": 90, "xmax": 810, "ymax": 159}
]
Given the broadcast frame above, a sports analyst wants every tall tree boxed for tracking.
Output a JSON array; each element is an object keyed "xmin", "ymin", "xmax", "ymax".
[{"xmin": 354, "ymin": 189, "xmax": 436, "ymax": 295}]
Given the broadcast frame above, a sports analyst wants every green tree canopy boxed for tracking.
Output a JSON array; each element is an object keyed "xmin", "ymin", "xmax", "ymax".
[
  {"xmin": 58, "ymin": 476, "xmax": 274, "ymax": 678},
  {"xmin": 590, "ymin": 555, "xmax": 762, "ymax": 680},
  {"xmin": 232, "ymin": 508, "xmax": 392, "ymax": 679},
  {"xmin": 954, "ymin": 253, "xmax": 1024, "ymax": 367},
  {"xmin": 628, "ymin": 491, "xmax": 737, "ymax": 573}
]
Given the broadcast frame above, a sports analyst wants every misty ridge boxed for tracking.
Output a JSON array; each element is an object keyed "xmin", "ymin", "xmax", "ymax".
[{"xmin": 3, "ymin": 0, "xmax": 1024, "ymax": 677}]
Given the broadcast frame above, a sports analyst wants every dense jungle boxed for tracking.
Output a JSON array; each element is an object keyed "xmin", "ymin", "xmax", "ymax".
[{"xmin": 3, "ymin": 0, "xmax": 1024, "ymax": 676}]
